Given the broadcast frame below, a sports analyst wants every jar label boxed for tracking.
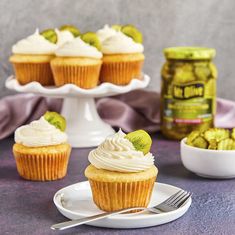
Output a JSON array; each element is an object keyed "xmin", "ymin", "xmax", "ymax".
[
  {"xmin": 173, "ymin": 81, "xmax": 204, "ymax": 99},
  {"xmin": 163, "ymin": 81, "xmax": 215, "ymax": 124}
]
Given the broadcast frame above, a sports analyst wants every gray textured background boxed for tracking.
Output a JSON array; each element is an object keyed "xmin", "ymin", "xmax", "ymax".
[{"xmin": 1, "ymin": 0, "xmax": 235, "ymax": 100}]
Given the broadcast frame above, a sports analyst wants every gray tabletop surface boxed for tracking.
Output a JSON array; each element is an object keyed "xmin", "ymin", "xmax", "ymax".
[{"xmin": 1, "ymin": 133, "xmax": 235, "ymax": 235}]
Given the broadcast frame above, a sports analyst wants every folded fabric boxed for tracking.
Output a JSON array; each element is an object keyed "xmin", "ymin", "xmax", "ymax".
[{"xmin": 0, "ymin": 91, "xmax": 234, "ymax": 140}]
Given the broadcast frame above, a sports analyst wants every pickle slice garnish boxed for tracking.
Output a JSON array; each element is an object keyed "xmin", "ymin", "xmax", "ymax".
[
  {"xmin": 80, "ymin": 32, "xmax": 101, "ymax": 51},
  {"xmin": 125, "ymin": 129, "xmax": 152, "ymax": 155},
  {"xmin": 60, "ymin": 25, "xmax": 80, "ymax": 37},
  {"xmin": 44, "ymin": 111, "xmax": 66, "ymax": 132},
  {"xmin": 40, "ymin": 29, "xmax": 57, "ymax": 43},
  {"xmin": 111, "ymin": 24, "xmax": 122, "ymax": 31},
  {"xmin": 121, "ymin": 24, "xmax": 143, "ymax": 43}
]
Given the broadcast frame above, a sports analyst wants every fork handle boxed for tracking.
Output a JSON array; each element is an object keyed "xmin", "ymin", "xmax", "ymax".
[{"xmin": 51, "ymin": 207, "xmax": 147, "ymax": 230}]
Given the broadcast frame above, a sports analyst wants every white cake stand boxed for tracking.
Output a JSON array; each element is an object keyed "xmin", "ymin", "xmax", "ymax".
[{"xmin": 6, "ymin": 75, "xmax": 150, "ymax": 148}]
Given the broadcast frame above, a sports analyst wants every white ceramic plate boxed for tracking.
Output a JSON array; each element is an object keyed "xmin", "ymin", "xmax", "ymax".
[{"xmin": 53, "ymin": 181, "xmax": 192, "ymax": 229}]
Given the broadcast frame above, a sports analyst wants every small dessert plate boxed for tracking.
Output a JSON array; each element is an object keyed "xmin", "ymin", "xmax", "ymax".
[{"xmin": 53, "ymin": 181, "xmax": 192, "ymax": 229}]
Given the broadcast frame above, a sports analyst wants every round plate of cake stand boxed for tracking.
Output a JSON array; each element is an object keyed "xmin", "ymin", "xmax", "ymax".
[{"xmin": 5, "ymin": 75, "xmax": 150, "ymax": 148}]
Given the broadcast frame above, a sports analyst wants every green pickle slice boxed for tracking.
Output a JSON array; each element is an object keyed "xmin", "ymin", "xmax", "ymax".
[
  {"xmin": 204, "ymin": 128, "xmax": 229, "ymax": 142},
  {"xmin": 44, "ymin": 111, "xmax": 66, "ymax": 132},
  {"xmin": 111, "ymin": 24, "xmax": 122, "ymax": 31},
  {"xmin": 186, "ymin": 128, "xmax": 235, "ymax": 150},
  {"xmin": 40, "ymin": 29, "xmax": 57, "ymax": 43},
  {"xmin": 208, "ymin": 139, "xmax": 217, "ymax": 150},
  {"xmin": 60, "ymin": 25, "xmax": 80, "ymax": 37},
  {"xmin": 186, "ymin": 131, "xmax": 201, "ymax": 146},
  {"xmin": 80, "ymin": 32, "xmax": 101, "ymax": 51},
  {"xmin": 194, "ymin": 66, "xmax": 211, "ymax": 81},
  {"xmin": 217, "ymin": 138, "xmax": 235, "ymax": 150},
  {"xmin": 231, "ymin": 128, "xmax": 235, "ymax": 140},
  {"xmin": 125, "ymin": 130, "xmax": 152, "ymax": 155},
  {"xmin": 121, "ymin": 25, "xmax": 143, "ymax": 43},
  {"xmin": 192, "ymin": 136, "xmax": 208, "ymax": 149}
]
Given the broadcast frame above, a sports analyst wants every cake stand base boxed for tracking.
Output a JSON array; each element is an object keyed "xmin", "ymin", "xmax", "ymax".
[{"xmin": 61, "ymin": 97, "xmax": 114, "ymax": 148}]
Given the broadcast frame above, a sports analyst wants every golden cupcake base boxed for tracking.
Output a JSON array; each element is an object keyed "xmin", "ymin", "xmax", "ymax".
[
  {"xmin": 9, "ymin": 54, "xmax": 55, "ymax": 85},
  {"xmin": 51, "ymin": 57, "xmax": 102, "ymax": 89},
  {"xmin": 85, "ymin": 165, "xmax": 158, "ymax": 212},
  {"xmin": 100, "ymin": 53, "xmax": 145, "ymax": 85},
  {"xmin": 13, "ymin": 143, "xmax": 71, "ymax": 181},
  {"xmin": 89, "ymin": 177, "xmax": 156, "ymax": 212}
]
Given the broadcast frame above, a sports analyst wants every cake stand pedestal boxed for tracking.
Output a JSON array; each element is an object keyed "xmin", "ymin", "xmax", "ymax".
[{"xmin": 6, "ymin": 75, "xmax": 150, "ymax": 148}]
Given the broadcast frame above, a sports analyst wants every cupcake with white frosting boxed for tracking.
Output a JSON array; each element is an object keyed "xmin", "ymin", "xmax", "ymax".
[
  {"xmin": 51, "ymin": 32, "xmax": 102, "ymax": 89},
  {"xmin": 9, "ymin": 29, "xmax": 57, "ymax": 85},
  {"xmin": 13, "ymin": 112, "xmax": 71, "ymax": 181},
  {"xmin": 100, "ymin": 25, "xmax": 145, "ymax": 85},
  {"xmin": 85, "ymin": 129, "xmax": 158, "ymax": 212}
]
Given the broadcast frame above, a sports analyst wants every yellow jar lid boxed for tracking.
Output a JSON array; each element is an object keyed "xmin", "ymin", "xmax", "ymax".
[{"xmin": 164, "ymin": 47, "xmax": 216, "ymax": 60}]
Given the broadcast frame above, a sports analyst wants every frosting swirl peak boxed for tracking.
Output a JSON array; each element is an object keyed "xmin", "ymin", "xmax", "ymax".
[
  {"xmin": 96, "ymin": 24, "xmax": 118, "ymax": 43},
  {"xmin": 55, "ymin": 37, "xmax": 102, "ymax": 59},
  {"xmin": 12, "ymin": 29, "xmax": 57, "ymax": 55},
  {"xmin": 55, "ymin": 28, "xmax": 74, "ymax": 46},
  {"xmin": 88, "ymin": 129, "xmax": 154, "ymax": 172},
  {"xmin": 101, "ymin": 31, "xmax": 144, "ymax": 54}
]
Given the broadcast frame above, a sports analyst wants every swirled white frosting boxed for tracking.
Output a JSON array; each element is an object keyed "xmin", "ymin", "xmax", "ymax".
[
  {"xmin": 12, "ymin": 29, "xmax": 57, "ymax": 55},
  {"xmin": 55, "ymin": 28, "xmax": 74, "ymax": 46},
  {"xmin": 101, "ymin": 31, "xmax": 144, "ymax": 54},
  {"xmin": 15, "ymin": 117, "xmax": 68, "ymax": 147},
  {"xmin": 96, "ymin": 24, "xmax": 118, "ymax": 43},
  {"xmin": 55, "ymin": 37, "xmax": 102, "ymax": 58},
  {"xmin": 88, "ymin": 129, "xmax": 154, "ymax": 173}
]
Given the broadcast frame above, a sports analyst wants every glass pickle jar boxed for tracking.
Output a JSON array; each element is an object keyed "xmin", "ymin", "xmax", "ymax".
[{"xmin": 160, "ymin": 47, "xmax": 217, "ymax": 140}]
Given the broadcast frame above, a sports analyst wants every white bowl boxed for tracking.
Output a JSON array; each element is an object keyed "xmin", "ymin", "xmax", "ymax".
[{"xmin": 180, "ymin": 138, "xmax": 235, "ymax": 179}]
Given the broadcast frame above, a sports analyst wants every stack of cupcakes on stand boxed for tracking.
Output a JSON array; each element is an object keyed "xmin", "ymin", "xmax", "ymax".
[{"xmin": 10, "ymin": 24, "xmax": 145, "ymax": 88}]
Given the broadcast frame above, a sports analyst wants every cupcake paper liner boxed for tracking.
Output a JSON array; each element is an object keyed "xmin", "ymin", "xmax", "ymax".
[
  {"xmin": 100, "ymin": 60, "xmax": 144, "ymax": 85},
  {"xmin": 13, "ymin": 146, "xmax": 71, "ymax": 181},
  {"xmin": 51, "ymin": 63, "xmax": 101, "ymax": 89},
  {"xmin": 12, "ymin": 62, "xmax": 54, "ymax": 85},
  {"xmin": 88, "ymin": 177, "xmax": 156, "ymax": 212}
]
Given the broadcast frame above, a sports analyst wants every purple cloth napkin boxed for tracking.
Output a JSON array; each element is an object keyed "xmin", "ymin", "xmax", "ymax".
[{"xmin": 0, "ymin": 91, "xmax": 234, "ymax": 140}]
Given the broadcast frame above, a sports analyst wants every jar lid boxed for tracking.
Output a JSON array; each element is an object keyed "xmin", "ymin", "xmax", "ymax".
[{"xmin": 164, "ymin": 47, "xmax": 216, "ymax": 60}]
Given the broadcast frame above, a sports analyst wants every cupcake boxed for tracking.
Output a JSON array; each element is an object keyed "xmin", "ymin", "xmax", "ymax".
[
  {"xmin": 100, "ymin": 25, "xmax": 145, "ymax": 85},
  {"xmin": 85, "ymin": 129, "xmax": 158, "ymax": 212},
  {"xmin": 51, "ymin": 32, "xmax": 102, "ymax": 89},
  {"xmin": 9, "ymin": 29, "xmax": 57, "ymax": 85},
  {"xmin": 13, "ymin": 112, "xmax": 71, "ymax": 181}
]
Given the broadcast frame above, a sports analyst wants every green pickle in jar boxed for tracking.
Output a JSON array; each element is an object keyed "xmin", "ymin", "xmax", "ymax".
[{"xmin": 160, "ymin": 47, "xmax": 217, "ymax": 140}]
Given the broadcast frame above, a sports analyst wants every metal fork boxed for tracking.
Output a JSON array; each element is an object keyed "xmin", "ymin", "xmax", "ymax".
[{"xmin": 51, "ymin": 190, "xmax": 191, "ymax": 230}]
